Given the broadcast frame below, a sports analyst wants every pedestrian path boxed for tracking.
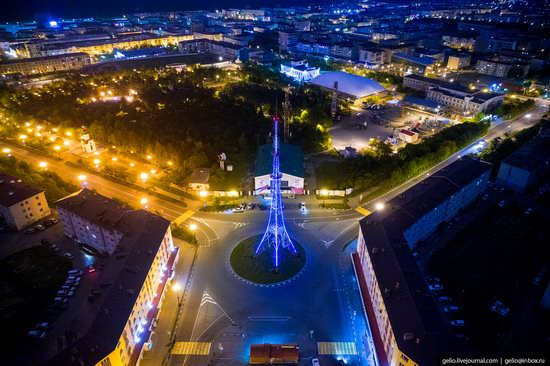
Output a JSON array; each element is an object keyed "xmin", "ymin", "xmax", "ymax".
[
  {"xmin": 317, "ymin": 342, "xmax": 358, "ymax": 355},
  {"xmin": 172, "ymin": 210, "xmax": 196, "ymax": 226},
  {"xmin": 170, "ymin": 341, "xmax": 211, "ymax": 355},
  {"xmin": 355, "ymin": 207, "xmax": 372, "ymax": 216}
]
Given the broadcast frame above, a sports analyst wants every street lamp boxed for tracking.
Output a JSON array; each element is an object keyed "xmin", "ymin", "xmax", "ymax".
[
  {"xmin": 172, "ymin": 282, "xmax": 183, "ymax": 304},
  {"xmin": 199, "ymin": 190, "xmax": 208, "ymax": 209},
  {"xmin": 38, "ymin": 161, "xmax": 48, "ymax": 169},
  {"xmin": 140, "ymin": 172, "xmax": 149, "ymax": 183},
  {"xmin": 140, "ymin": 197, "xmax": 148, "ymax": 210},
  {"xmin": 320, "ymin": 189, "xmax": 328, "ymax": 208},
  {"xmin": 53, "ymin": 145, "xmax": 61, "ymax": 157},
  {"xmin": 93, "ymin": 158, "xmax": 101, "ymax": 170},
  {"xmin": 78, "ymin": 174, "xmax": 87, "ymax": 187},
  {"xmin": 189, "ymin": 223, "xmax": 197, "ymax": 242},
  {"xmin": 375, "ymin": 202, "xmax": 385, "ymax": 211}
]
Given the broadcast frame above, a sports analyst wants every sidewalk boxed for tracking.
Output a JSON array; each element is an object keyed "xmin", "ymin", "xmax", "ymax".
[{"xmin": 140, "ymin": 240, "xmax": 197, "ymax": 366}]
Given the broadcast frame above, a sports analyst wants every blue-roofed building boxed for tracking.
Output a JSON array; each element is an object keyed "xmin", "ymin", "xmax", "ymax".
[
  {"xmin": 254, "ymin": 143, "xmax": 304, "ymax": 196},
  {"xmin": 309, "ymin": 71, "xmax": 387, "ymax": 106},
  {"xmin": 402, "ymin": 95, "xmax": 442, "ymax": 114}
]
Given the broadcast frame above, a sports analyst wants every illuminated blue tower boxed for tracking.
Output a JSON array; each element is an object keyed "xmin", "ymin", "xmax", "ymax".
[{"xmin": 255, "ymin": 116, "xmax": 297, "ymax": 270}]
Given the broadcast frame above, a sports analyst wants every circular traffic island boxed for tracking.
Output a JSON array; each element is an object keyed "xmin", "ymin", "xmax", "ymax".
[{"xmin": 230, "ymin": 235, "xmax": 306, "ymax": 285}]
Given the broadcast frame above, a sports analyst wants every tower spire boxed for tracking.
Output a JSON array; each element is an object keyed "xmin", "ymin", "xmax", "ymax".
[{"xmin": 255, "ymin": 116, "xmax": 296, "ymax": 270}]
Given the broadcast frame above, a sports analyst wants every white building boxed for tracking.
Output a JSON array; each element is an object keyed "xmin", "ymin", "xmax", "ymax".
[
  {"xmin": 398, "ymin": 129, "xmax": 419, "ymax": 144},
  {"xmin": 255, "ymin": 143, "xmax": 304, "ymax": 195},
  {"xmin": 280, "ymin": 61, "xmax": 320, "ymax": 82},
  {"xmin": 0, "ymin": 173, "xmax": 51, "ymax": 230},
  {"xmin": 309, "ymin": 71, "xmax": 387, "ymax": 106}
]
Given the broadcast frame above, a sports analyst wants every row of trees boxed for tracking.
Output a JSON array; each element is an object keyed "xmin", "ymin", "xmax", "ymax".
[
  {"xmin": 0, "ymin": 65, "xmax": 333, "ymax": 190},
  {"xmin": 316, "ymin": 121, "xmax": 490, "ymax": 193},
  {"xmin": 0, "ymin": 155, "xmax": 78, "ymax": 203}
]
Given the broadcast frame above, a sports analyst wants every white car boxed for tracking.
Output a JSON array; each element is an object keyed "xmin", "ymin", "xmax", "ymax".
[
  {"xmin": 63, "ymin": 252, "xmax": 74, "ymax": 259},
  {"xmin": 232, "ymin": 207, "xmax": 244, "ymax": 213},
  {"xmin": 312, "ymin": 359, "xmax": 320, "ymax": 366},
  {"xmin": 299, "ymin": 202, "xmax": 307, "ymax": 211},
  {"xmin": 498, "ymin": 200, "xmax": 505, "ymax": 208}
]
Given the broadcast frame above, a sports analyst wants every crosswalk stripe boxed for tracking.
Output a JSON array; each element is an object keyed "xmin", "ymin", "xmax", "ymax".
[
  {"xmin": 317, "ymin": 342, "xmax": 358, "ymax": 355},
  {"xmin": 171, "ymin": 342, "xmax": 211, "ymax": 355},
  {"xmin": 355, "ymin": 207, "xmax": 372, "ymax": 216},
  {"xmin": 172, "ymin": 210, "xmax": 196, "ymax": 226}
]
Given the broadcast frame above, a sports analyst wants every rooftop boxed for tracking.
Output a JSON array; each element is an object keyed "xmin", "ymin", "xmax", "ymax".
[
  {"xmin": 309, "ymin": 71, "xmax": 386, "ymax": 99},
  {"xmin": 47, "ymin": 189, "xmax": 171, "ymax": 366},
  {"xmin": 0, "ymin": 52, "xmax": 89, "ymax": 65},
  {"xmin": 358, "ymin": 156, "xmax": 490, "ymax": 364},
  {"xmin": 0, "ymin": 173, "xmax": 44, "ymax": 207},
  {"xmin": 189, "ymin": 168, "xmax": 211, "ymax": 184},
  {"xmin": 502, "ymin": 128, "xmax": 550, "ymax": 172}
]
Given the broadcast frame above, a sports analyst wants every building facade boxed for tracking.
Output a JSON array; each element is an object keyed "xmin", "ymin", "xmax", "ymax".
[
  {"xmin": 0, "ymin": 52, "xmax": 91, "ymax": 76},
  {"xmin": 47, "ymin": 190, "xmax": 179, "ymax": 366},
  {"xmin": 0, "ymin": 173, "xmax": 51, "ymax": 230},
  {"xmin": 352, "ymin": 157, "xmax": 490, "ymax": 366},
  {"xmin": 280, "ymin": 61, "xmax": 320, "ymax": 82}
]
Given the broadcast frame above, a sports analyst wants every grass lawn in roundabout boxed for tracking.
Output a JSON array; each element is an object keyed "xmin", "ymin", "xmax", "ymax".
[{"xmin": 230, "ymin": 235, "xmax": 306, "ymax": 285}]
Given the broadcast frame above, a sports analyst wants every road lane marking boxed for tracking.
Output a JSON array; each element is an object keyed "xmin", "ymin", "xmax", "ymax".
[
  {"xmin": 355, "ymin": 207, "xmax": 372, "ymax": 216},
  {"xmin": 317, "ymin": 341, "xmax": 358, "ymax": 355},
  {"xmin": 171, "ymin": 342, "xmax": 211, "ymax": 355},
  {"xmin": 172, "ymin": 210, "xmax": 196, "ymax": 226}
]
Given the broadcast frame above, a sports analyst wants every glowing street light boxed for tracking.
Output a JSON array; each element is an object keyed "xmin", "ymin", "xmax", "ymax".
[
  {"xmin": 172, "ymin": 282, "xmax": 182, "ymax": 292},
  {"xmin": 38, "ymin": 161, "xmax": 48, "ymax": 169},
  {"xmin": 140, "ymin": 197, "xmax": 149, "ymax": 210},
  {"xmin": 65, "ymin": 131, "xmax": 72, "ymax": 137},
  {"xmin": 167, "ymin": 161, "xmax": 173, "ymax": 166},
  {"xmin": 78, "ymin": 174, "xmax": 88, "ymax": 187},
  {"xmin": 2, "ymin": 148, "xmax": 11, "ymax": 154},
  {"xmin": 19, "ymin": 134, "xmax": 28, "ymax": 141},
  {"xmin": 375, "ymin": 202, "xmax": 385, "ymax": 211},
  {"xmin": 189, "ymin": 223, "xmax": 197, "ymax": 231},
  {"xmin": 199, "ymin": 190, "xmax": 208, "ymax": 208},
  {"xmin": 53, "ymin": 145, "xmax": 61, "ymax": 157},
  {"xmin": 146, "ymin": 154, "xmax": 152, "ymax": 160},
  {"xmin": 140, "ymin": 172, "xmax": 149, "ymax": 182},
  {"xmin": 320, "ymin": 189, "xmax": 329, "ymax": 208}
]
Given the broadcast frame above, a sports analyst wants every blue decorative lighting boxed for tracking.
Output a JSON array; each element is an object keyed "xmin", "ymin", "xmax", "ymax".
[{"xmin": 255, "ymin": 116, "xmax": 297, "ymax": 269}]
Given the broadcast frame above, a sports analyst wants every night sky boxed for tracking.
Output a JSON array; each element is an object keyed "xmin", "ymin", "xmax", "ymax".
[{"xmin": 1, "ymin": 0, "xmax": 318, "ymax": 22}]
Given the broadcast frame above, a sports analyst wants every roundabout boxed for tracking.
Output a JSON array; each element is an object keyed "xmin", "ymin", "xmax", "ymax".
[{"xmin": 229, "ymin": 235, "xmax": 307, "ymax": 285}]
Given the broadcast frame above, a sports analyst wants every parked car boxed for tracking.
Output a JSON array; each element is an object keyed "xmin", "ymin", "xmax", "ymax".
[
  {"xmin": 34, "ymin": 224, "xmax": 45, "ymax": 231},
  {"xmin": 63, "ymin": 252, "xmax": 74, "ymax": 259},
  {"xmin": 50, "ymin": 244, "xmax": 60, "ymax": 252},
  {"xmin": 438, "ymin": 296, "xmax": 452, "ymax": 303},
  {"xmin": 57, "ymin": 290, "xmax": 75, "ymax": 297},
  {"xmin": 498, "ymin": 200, "xmax": 506, "ymax": 208},
  {"xmin": 524, "ymin": 207, "xmax": 533, "ymax": 215},
  {"xmin": 28, "ymin": 330, "xmax": 47, "ymax": 339},
  {"xmin": 533, "ymin": 269, "xmax": 546, "ymax": 285},
  {"xmin": 481, "ymin": 193, "xmax": 489, "ymax": 200},
  {"xmin": 232, "ymin": 207, "xmax": 244, "ymax": 213},
  {"xmin": 88, "ymin": 265, "xmax": 97, "ymax": 273},
  {"xmin": 61, "ymin": 285, "xmax": 76, "ymax": 292},
  {"xmin": 24, "ymin": 227, "xmax": 36, "ymax": 234},
  {"xmin": 67, "ymin": 269, "xmax": 83, "ymax": 275},
  {"xmin": 450, "ymin": 320, "xmax": 465, "ymax": 328},
  {"xmin": 53, "ymin": 297, "xmax": 68, "ymax": 303},
  {"xmin": 247, "ymin": 203, "xmax": 254, "ymax": 210},
  {"xmin": 36, "ymin": 322, "xmax": 50, "ymax": 330},
  {"xmin": 443, "ymin": 306, "xmax": 459, "ymax": 313},
  {"xmin": 299, "ymin": 202, "xmax": 307, "ymax": 211},
  {"xmin": 490, "ymin": 300, "xmax": 510, "ymax": 317},
  {"xmin": 312, "ymin": 359, "xmax": 320, "ymax": 366},
  {"xmin": 65, "ymin": 280, "xmax": 80, "ymax": 286},
  {"xmin": 428, "ymin": 284, "xmax": 443, "ymax": 291},
  {"xmin": 44, "ymin": 218, "xmax": 59, "ymax": 227},
  {"xmin": 67, "ymin": 275, "xmax": 80, "ymax": 281}
]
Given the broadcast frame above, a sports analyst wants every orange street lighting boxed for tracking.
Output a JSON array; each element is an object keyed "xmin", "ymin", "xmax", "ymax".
[
  {"xmin": 78, "ymin": 174, "xmax": 87, "ymax": 181},
  {"xmin": 375, "ymin": 202, "xmax": 385, "ymax": 211},
  {"xmin": 167, "ymin": 161, "xmax": 173, "ymax": 166},
  {"xmin": 112, "ymin": 157, "xmax": 118, "ymax": 161},
  {"xmin": 172, "ymin": 282, "xmax": 182, "ymax": 292},
  {"xmin": 19, "ymin": 134, "xmax": 27, "ymax": 140},
  {"xmin": 189, "ymin": 223, "xmax": 197, "ymax": 231},
  {"xmin": 140, "ymin": 172, "xmax": 149, "ymax": 182},
  {"xmin": 199, "ymin": 190, "xmax": 208, "ymax": 198},
  {"xmin": 146, "ymin": 154, "xmax": 152, "ymax": 160},
  {"xmin": 65, "ymin": 131, "xmax": 72, "ymax": 137},
  {"xmin": 63, "ymin": 140, "xmax": 70, "ymax": 146},
  {"xmin": 93, "ymin": 158, "xmax": 101, "ymax": 166},
  {"xmin": 130, "ymin": 162, "xmax": 135, "ymax": 167},
  {"xmin": 140, "ymin": 198, "xmax": 148, "ymax": 205},
  {"xmin": 53, "ymin": 145, "xmax": 61, "ymax": 151},
  {"xmin": 38, "ymin": 161, "xmax": 48, "ymax": 168},
  {"xmin": 2, "ymin": 148, "xmax": 11, "ymax": 154}
]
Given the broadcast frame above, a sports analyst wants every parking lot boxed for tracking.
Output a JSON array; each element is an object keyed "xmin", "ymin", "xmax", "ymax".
[{"xmin": 424, "ymin": 182, "xmax": 550, "ymax": 354}]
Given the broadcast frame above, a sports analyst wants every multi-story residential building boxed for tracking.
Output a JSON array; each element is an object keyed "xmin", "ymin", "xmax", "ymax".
[
  {"xmin": 403, "ymin": 74, "xmax": 448, "ymax": 92},
  {"xmin": 178, "ymin": 38, "xmax": 209, "ymax": 54},
  {"xmin": 496, "ymin": 128, "xmax": 550, "ymax": 193},
  {"xmin": 0, "ymin": 173, "xmax": 51, "ymax": 230},
  {"xmin": 279, "ymin": 30, "xmax": 299, "ymax": 52},
  {"xmin": 352, "ymin": 157, "xmax": 490, "ymax": 366},
  {"xmin": 0, "ymin": 52, "xmax": 91, "ymax": 76},
  {"xmin": 47, "ymin": 189, "xmax": 179, "ymax": 366},
  {"xmin": 57, "ymin": 188, "xmax": 128, "ymax": 255},
  {"xmin": 329, "ymin": 42, "xmax": 355, "ymax": 60},
  {"xmin": 476, "ymin": 58, "xmax": 530, "ymax": 78},
  {"xmin": 359, "ymin": 47, "xmax": 385, "ymax": 66},
  {"xmin": 296, "ymin": 41, "xmax": 330, "ymax": 56},
  {"xmin": 441, "ymin": 33, "xmax": 476, "ymax": 51},
  {"xmin": 447, "ymin": 53, "xmax": 471, "ymax": 70}
]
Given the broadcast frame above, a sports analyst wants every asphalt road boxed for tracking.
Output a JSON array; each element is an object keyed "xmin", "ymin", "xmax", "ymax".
[{"xmin": 1, "ymin": 101, "xmax": 546, "ymax": 366}]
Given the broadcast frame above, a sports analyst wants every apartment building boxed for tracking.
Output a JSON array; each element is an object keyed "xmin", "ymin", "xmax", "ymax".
[
  {"xmin": 47, "ymin": 189, "xmax": 179, "ymax": 366},
  {"xmin": 0, "ymin": 173, "xmax": 51, "ymax": 230},
  {"xmin": 56, "ymin": 188, "xmax": 127, "ymax": 255},
  {"xmin": 476, "ymin": 58, "xmax": 529, "ymax": 78},
  {"xmin": 352, "ymin": 157, "xmax": 490, "ymax": 366},
  {"xmin": 403, "ymin": 74, "xmax": 449, "ymax": 92},
  {"xmin": 296, "ymin": 41, "xmax": 330, "ymax": 56},
  {"xmin": 446, "ymin": 54, "xmax": 471, "ymax": 70},
  {"xmin": 359, "ymin": 47, "xmax": 385, "ymax": 66},
  {"xmin": 0, "ymin": 52, "xmax": 91, "ymax": 76}
]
